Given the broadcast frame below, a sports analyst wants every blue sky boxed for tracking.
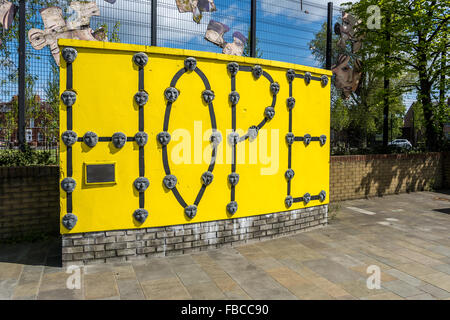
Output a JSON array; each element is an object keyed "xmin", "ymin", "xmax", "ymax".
[{"xmin": 1, "ymin": 0, "xmax": 416, "ymax": 108}]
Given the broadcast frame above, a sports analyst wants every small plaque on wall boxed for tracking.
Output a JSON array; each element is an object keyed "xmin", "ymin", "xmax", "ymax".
[{"xmin": 84, "ymin": 162, "xmax": 116, "ymax": 185}]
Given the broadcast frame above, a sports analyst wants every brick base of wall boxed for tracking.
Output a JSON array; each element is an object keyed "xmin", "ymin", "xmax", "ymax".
[{"xmin": 61, "ymin": 205, "xmax": 328, "ymax": 266}]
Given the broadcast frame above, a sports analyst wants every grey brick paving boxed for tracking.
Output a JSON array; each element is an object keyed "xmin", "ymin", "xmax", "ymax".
[{"xmin": 0, "ymin": 191, "xmax": 449, "ymax": 300}]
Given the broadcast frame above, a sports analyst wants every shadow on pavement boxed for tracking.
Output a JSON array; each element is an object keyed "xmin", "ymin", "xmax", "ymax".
[{"xmin": 0, "ymin": 236, "xmax": 62, "ymax": 267}]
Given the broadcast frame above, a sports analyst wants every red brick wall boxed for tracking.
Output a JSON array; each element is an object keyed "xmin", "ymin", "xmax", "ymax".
[
  {"xmin": 0, "ymin": 166, "xmax": 60, "ymax": 240},
  {"xmin": 330, "ymin": 153, "xmax": 444, "ymax": 202}
]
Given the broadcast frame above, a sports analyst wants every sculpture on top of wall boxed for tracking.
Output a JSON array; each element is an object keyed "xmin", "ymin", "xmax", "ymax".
[
  {"xmin": 204, "ymin": 20, "xmax": 247, "ymax": 56},
  {"xmin": 176, "ymin": 0, "xmax": 216, "ymax": 24},
  {"xmin": 0, "ymin": 0, "xmax": 17, "ymax": 46},
  {"xmin": 28, "ymin": 1, "xmax": 106, "ymax": 66},
  {"xmin": 332, "ymin": 11, "xmax": 363, "ymax": 99}
]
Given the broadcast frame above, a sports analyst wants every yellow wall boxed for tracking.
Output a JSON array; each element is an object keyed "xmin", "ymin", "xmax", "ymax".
[{"xmin": 59, "ymin": 39, "xmax": 331, "ymax": 234}]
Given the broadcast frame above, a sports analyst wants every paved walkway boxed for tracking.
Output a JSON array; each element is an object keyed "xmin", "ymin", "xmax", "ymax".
[{"xmin": 1, "ymin": 191, "xmax": 449, "ymax": 300}]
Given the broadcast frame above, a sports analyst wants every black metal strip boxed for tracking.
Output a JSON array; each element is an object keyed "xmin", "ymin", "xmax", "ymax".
[
  {"xmin": 287, "ymin": 180, "xmax": 291, "ymax": 195},
  {"xmin": 67, "ymin": 106, "xmax": 72, "ymax": 130},
  {"xmin": 98, "ymin": 137, "xmax": 112, "ymax": 142},
  {"xmin": 67, "ymin": 193, "xmax": 72, "ymax": 213},
  {"xmin": 139, "ymin": 106, "xmax": 144, "ymax": 132},
  {"xmin": 170, "ymin": 68, "xmax": 186, "ymax": 87},
  {"xmin": 257, "ymin": 118, "xmax": 267, "ymax": 130},
  {"xmin": 289, "ymin": 82, "xmax": 292, "ymax": 97},
  {"xmin": 139, "ymin": 67, "xmax": 144, "ymax": 91},
  {"xmin": 163, "ymin": 102, "xmax": 172, "ymax": 132},
  {"xmin": 171, "ymin": 187, "xmax": 187, "ymax": 208},
  {"xmin": 262, "ymin": 71, "xmax": 273, "ymax": 83},
  {"xmin": 294, "ymin": 73, "xmax": 321, "ymax": 82},
  {"xmin": 294, "ymin": 136, "xmax": 304, "ymax": 141},
  {"xmin": 139, "ymin": 193, "xmax": 144, "ymax": 208},
  {"xmin": 239, "ymin": 65, "xmax": 252, "ymax": 72},
  {"xmin": 232, "ymin": 105, "xmax": 236, "ymax": 130},
  {"xmin": 208, "ymin": 147, "xmax": 217, "ymax": 172},
  {"xmin": 139, "ymin": 147, "xmax": 144, "ymax": 176},
  {"xmin": 271, "ymin": 95, "xmax": 276, "ymax": 108},
  {"xmin": 232, "ymin": 145, "xmax": 236, "ymax": 172},
  {"xmin": 231, "ymin": 185, "xmax": 235, "ymax": 201},
  {"xmin": 239, "ymin": 134, "xmax": 249, "ymax": 142},
  {"xmin": 162, "ymin": 145, "xmax": 170, "ymax": 174},
  {"xmin": 194, "ymin": 185, "xmax": 206, "ymax": 206},
  {"xmin": 293, "ymin": 197, "xmax": 303, "ymax": 203},
  {"xmin": 208, "ymin": 103, "xmax": 217, "ymax": 130},
  {"xmin": 66, "ymin": 63, "xmax": 73, "ymax": 90},
  {"xmin": 231, "ymin": 76, "xmax": 236, "ymax": 92},
  {"xmin": 289, "ymin": 109, "xmax": 292, "ymax": 132},
  {"xmin": 194, "ymin": 68, "xmax": 211, "ymax": 90},
  {"xmin": 311, "ymin": 195, "xmax": 320, "ymax": 201},
  {"xmin": 67, "ymin": 147, "xmax": 72, "ymax": 177},
  {"xmin": 311, "ymin": 137, "xmax": 320, "ymax": 141},
  {"xmin": 288, "ymin": 144, "xmax": 292, "ymax": 168}
]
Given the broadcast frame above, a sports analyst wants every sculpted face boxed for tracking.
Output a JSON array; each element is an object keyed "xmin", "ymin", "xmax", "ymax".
[
  {"xmin": 133, "ymin": 52, "xmax": 148, "ymax": 67},
  {"xmin": 62, "ymin": 213, "xmax": 78, "ymax": 230},
  {"xmin": 285, "ymin": 196, "xmax": 293, "ymax": 208},
  {"xmin": 226, "ymin": 201, "xmax": 238, "ymax": 215},
  {"xmin": 229, "ymin": 91, "xmax": 240, "ymax": 105},
  {"xmin": 209, "ymin": 131, "xmax": 222, "ymax": 146},
  {"xmin": 112, "ymin": 132, "xmax": 126, "ymax": 149},
  {"xmin": 228, "ymin": 173, "xmax": 239, "ymax": 186},
  {"xmin": 134, "ymin": 131, "xmax": 148, "ymax": 147},
  {"xmin": 61, "ymin": 90, "xmax": 77, "ymax": 106},
  {"xmin": 61, "ymin": 47, "xmax": 77, "ymax": 63},
  {"xmin": 134, "ymin": 91, "xmax": 149, "ymax": 106},
  {"xmin": 303, "ymin": 134, "xmax": 312, "ymax": 146},
  {"xmin": 134, "ymin": 177, "xmax": 149, "ymax": 192},
  {"xmin": 228, "ymin": 132, "xmax": 239, "ymax": 145},
  {"xmin": 321, "ymin": 75, "xmax": 329, "ymax": 87},
  {"xmin": 202, "ymin": 90, "xmax": 215, "ymax": 104},
  {"xmin": 252, "ymin": 65, "xmax": 263, "ymax": 79},
  {"xmin": 61, "ymin": 177, "xmax": 76, "ymax": 193},
  {"xmin": 285, "ymin": 169, "xmax": 295, "ymax": 181},
  {"xmin": 133, "ymin": 209, "xmax": 148, "ymax": 223},
  {"xmin": 270, "ymin": 82, "xmax": 280, "ymax": 95},
  {"xmin": 286, "ymin": 69, "xmax": 296, "ymax": 82},
  {"xmin": 248, "ymin": 126, "xmax": 259, "ymax": 141},
  {"xmin": 164, "ymin": 87, "xmax": 179, "ymax": 102},
  {"xmin": 227, "ymin": 62, "xmax": 239, "ymax": 76},
  {"xmin": 62, "ymin": 130, "xmax": 77, "ymax": 146},
  {"xmin": 285, "ymin": 132, "xmax": 295, "ymax": 145},
  {"xmin": 319, "ymin": 190, "xmax": 327, "ymax": 202},
  {"xmin": 157, "ymin": 131, "xmax": 171, "ymax": 146},
  {"xmin": 83, "ymin": 131, "xmax": 98, "ymax": 148},
  {"xmin": 184, "ymin": 205, "xmax": 197, "ymax": 219},
  {"xmin": 163, "ymin": 174, "xmax": 177, "ymax": 189},
  {"xmin": 303, "ymin": 193, "xmax": 311, "ymax": 204},
  {"xmin": 304, "ymin": 72, "xmax": 312, "ymax": 85},
  {"xmin": 184, "ymin": 57, "xmax": 197, "ymax": 71},
  {"xmin": 264, "ymin": 106, "xmax": 275, "ymax": 120},
  {"xmin": 201, "ymin": 171, "xmax": 214, "ymax": 186},
  {"xmin": 319, "ymin": 135, "xmax": 327, "ymax": 146},
  {"xmin": 286, "ymin": 97, "xmax": 296, "ymax": 110}
]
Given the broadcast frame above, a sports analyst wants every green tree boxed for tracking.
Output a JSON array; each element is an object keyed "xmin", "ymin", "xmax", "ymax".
[
  {"xmin": 347, "ymin": 0, "xmax": 449, "ymax": 151},
  {"xmin": 309, "ymin": 21, "xmax": 406, "ymax": 150}
]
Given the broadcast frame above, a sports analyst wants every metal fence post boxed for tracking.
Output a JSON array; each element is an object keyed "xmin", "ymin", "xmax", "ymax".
[
  {"xmin": 326, "ymin": 2, "xmax": 333, "ymax": 70},
  {"xmin": 151, "ymin": 0, "xmax": 157, "ymax": 46},
  {"xmin": 250, "ymin": 0, "xmax": 256, "ymax": 58},
  {"xmin": 18, "ymin": 0, "xmax": 26, "ymax": 151}
]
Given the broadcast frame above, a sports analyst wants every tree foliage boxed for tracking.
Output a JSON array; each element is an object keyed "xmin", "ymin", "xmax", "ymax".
[{"xmin": 345, "ymin": 0, "xmax": 449, "ymax": 151}]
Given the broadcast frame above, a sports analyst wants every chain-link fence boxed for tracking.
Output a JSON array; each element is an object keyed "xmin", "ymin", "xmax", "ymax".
[{"xmin": 1, "ymin": 0, "xmax": 341, "ymax": 162}]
